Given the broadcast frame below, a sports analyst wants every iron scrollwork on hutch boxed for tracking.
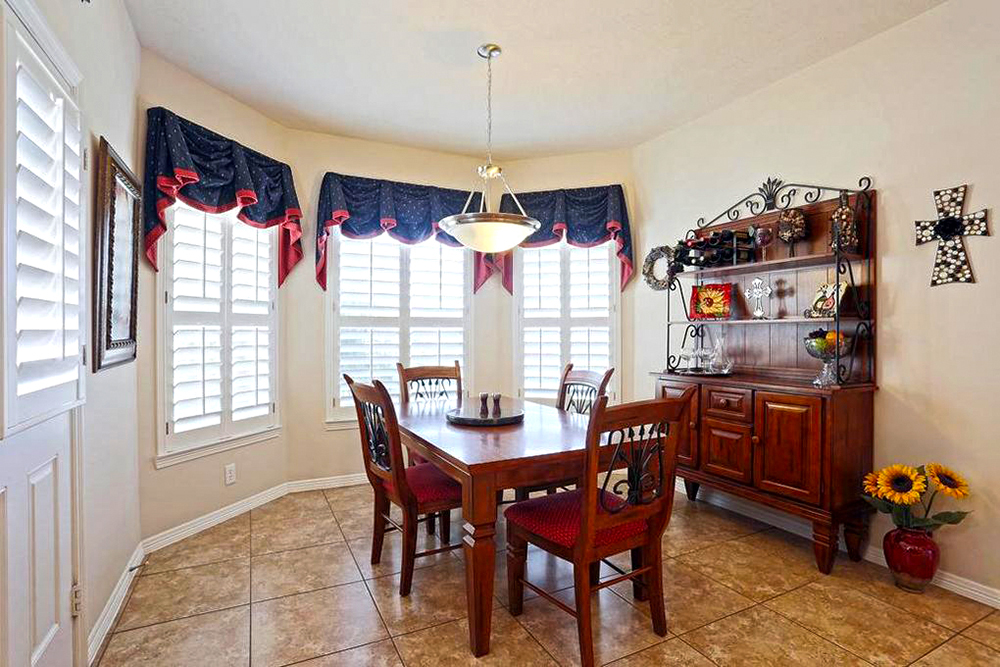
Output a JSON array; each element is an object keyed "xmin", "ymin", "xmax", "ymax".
[
  {"xmin": 600, "ymin": 422, "xmax": 669, "ymax": 513},
  {"xmin": 665, "ymin": 176, "xmax": 875, "ymax": 386}
]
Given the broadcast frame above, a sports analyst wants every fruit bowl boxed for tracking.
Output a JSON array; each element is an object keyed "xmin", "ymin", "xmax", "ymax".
[{"xmin": 803, "ymin": 331, "xmax": 852, "ymax": 387}]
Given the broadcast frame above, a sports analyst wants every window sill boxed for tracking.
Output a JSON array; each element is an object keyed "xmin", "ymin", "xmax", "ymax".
[
  {"xmin": 324, "ymin": 418, "xmax": 358, "ymax": 432},
  {"xmin": 155, "ymin": 425, "xmax": 282, "ymax": 469}
]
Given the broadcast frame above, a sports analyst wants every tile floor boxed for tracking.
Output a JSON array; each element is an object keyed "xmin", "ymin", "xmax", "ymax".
[{"xmin": 97, "ymin": 487, "xmax": 999, "ymax": 666}]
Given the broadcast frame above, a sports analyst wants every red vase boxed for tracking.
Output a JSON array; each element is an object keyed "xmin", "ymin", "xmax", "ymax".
[{"xmin": 883, "ymin": 528, "xmax": 940, "ymax": 593}]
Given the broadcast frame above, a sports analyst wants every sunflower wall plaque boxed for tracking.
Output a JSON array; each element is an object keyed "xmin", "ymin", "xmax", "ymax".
[
  {"xmin": 689, "ymin": 283, "xmax": 733, "ymax": 320},
  {"xmin": 915, "ymin": 184, "xmax": 989, "ymax": 286}
]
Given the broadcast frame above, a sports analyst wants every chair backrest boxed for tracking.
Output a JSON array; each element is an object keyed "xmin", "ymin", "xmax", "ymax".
[
  {"xmin": 397, "ymin": 361, "xmax": 462, "ymax": 403},
  {"xmin": 344, "ymin": 375, "xmax": 414, "ymax": 502},
  {"xmin": 557, "ymin": 364, "xmax": 614, "ymax": 415},
  {"xmin": 577, "ymin": 388, "xmax": 696, "ymax": 555}
]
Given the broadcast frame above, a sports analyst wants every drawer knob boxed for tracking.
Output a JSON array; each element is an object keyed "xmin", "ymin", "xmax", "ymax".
[
  {"xmin": 751, "ymin": 435, "xmax": 760, "ymax": 445},
  {"xmin": 719, "ymin": 398, "xmax": 729, "ymax": 406}
]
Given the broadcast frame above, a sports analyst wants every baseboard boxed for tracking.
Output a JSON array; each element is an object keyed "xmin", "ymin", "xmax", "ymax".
[
  {"xmin": 87, "ymin": 543, "xmax": 144, "ymax": 665},
  {"xmin": 678, "ymin": 480, "xmax": 1000, "ymax": 609},
  {"xmin": 286, "ymin": 472, "xmax": 368, "ymax": 492}
]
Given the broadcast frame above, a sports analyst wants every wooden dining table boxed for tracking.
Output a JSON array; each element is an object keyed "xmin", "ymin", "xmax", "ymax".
[{"xmin": 397, "ymin": 395, "xmax": 593, "ymax": 657}]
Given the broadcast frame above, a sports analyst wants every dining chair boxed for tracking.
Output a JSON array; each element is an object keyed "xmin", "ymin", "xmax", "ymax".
[
  {"xmin": 511, "ymin": 364, "xmax": 615, "ymax": 502},
  {"xmin": 345, "ymin": 375, "xmax": 463, "ymax": 596},
  {"xmin": 504, "ymin": 389, "xmax": 695, "ymax": 667},
  {"xmin": 396, "ymin": 360, "xmax": 462, "ymax": 535}
]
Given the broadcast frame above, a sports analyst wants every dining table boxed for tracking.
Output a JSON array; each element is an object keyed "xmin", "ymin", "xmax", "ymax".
[{"xmin": 396, "ymin": 395, "xmax": 595, "ymax": 657}]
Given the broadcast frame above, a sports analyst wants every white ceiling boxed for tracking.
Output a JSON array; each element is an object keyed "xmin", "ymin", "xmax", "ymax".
[{"xmin": 124, "ymin": 0, "xmax": 942, "ymax": 159}]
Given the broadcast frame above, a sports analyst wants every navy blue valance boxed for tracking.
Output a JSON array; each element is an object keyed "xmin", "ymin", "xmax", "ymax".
[
  {"xmin": 315, "ymin": 172, "xmax": 482, "ymax": 289},
  {"xmin": 495, "ymin": 184, "xmax": 634, "ymax": 292},
  {"xmin": 143, "ymin": 107, "xmax": 303, "ymax": 285}
]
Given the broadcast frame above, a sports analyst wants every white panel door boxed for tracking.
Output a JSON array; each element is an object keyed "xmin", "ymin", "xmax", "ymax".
[{"xmin": 0, "ymin": 412, "xmax": 74, "ymax": 667}]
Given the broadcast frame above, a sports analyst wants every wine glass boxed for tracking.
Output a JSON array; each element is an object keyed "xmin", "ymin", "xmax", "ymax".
[{"xmin": 752, "ymin": 225, "xmax": 774, "ymax": 262}]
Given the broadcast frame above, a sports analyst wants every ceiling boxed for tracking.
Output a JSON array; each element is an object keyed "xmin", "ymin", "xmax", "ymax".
[{"xmin": 124, "ymin": 0, "xmax": 942, "ymax": 160}]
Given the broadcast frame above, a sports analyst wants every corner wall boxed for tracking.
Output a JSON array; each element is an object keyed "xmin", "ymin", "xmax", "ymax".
[{"xmin": 628, "ymin": 0, "xmax": 999, "ymax": 589}]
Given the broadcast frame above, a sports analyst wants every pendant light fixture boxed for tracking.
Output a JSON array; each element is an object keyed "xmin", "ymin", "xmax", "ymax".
[{"xmin": 438, "ymin": 44, "xmax": 540, "ymax": 253}]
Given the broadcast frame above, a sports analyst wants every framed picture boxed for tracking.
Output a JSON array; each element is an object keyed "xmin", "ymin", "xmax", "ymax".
[
  {"xmin": 92, "ymin": 137, "xmax": 140, "ymax": 371},
  {"xmin": 804, "ymin": 282, "xmax": 848, "ymax": 318},
  {"xmin": 689, "ymin": 283, "xmax": 734, "ymax": 320}
]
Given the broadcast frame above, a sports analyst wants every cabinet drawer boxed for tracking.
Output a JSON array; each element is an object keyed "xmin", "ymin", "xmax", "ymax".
[
  {"xmin": 702, "ymin": 385, "xmax": 753, "ymax": 423},
  {"xmin": 700, "ymin": 418, "xmax": 753, "ymax": 484}
]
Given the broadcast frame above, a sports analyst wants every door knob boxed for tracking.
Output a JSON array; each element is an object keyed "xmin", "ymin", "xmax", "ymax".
[
  {"xmin": 689, "ymin": 421, "xmax": 696, "ymax": 430},
  {"xmin": 751, "ymin": 435, "xmax": 760, "ymax": 445}
]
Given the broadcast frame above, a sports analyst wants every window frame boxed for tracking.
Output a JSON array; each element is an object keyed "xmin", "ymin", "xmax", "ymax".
[
  {"xmin": 324, "ymin": 230, "xmax": 474, "ymax": 426},
  {"xmin": 154, "ymin": 204, "xmax": 281, "ymax": 467},
  {"xmin": 512, "ymin": 241, "xmax": 622, "ymax": 404},
  {"xmin": 0, "ymin": 14, "xmax": 86, "ymax": 437}
]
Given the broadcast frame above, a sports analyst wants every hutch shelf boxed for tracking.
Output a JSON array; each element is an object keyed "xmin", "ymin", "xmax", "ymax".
[{"xmin": 654, "ymin": 177, "xmax": 876, "ymax": 574}]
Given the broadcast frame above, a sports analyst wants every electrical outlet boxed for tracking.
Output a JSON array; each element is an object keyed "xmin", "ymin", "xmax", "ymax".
[{"xmin": 224, "ymin": 463, "xmax": 236, "ymax": 486}]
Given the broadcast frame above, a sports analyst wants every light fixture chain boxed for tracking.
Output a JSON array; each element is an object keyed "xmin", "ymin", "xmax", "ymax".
[{"xmin": 486, "ymin": 53, "xmax": 493, "ymax": 166}]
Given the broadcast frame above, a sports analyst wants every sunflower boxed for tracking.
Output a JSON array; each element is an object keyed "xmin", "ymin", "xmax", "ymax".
[
  {"xmin": 876, "ymin": 464, "xmax": 926, "ymax": 505},
  {"xmin": 862, "ymin": 471, "xmax": 881, "ymax": 497},
  {"xmin": 926, "ymin": 463, "xmax": 970, "ymax": 499}
]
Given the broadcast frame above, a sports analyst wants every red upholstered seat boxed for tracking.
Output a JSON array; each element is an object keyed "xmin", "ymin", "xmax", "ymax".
[
  {"xmin": 504, "ymin": 489, "xmax": 646, "ymax": 548},
  {"xmin": 387, "ymin": 463, "xmax": 461, "ymax": 505}
]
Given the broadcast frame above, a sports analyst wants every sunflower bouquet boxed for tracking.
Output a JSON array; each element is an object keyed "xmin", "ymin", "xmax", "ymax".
[{"xmin": 862, "ymin": 463, "xmax": 971, "ymax": 530}]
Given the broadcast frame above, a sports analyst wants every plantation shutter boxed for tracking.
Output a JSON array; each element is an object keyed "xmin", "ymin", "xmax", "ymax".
[
  {"xmin": 230, "ymin": 222, "xmax": 273, "ymax": 423},
  {"xmin": 5, "ymin": 32, "xmax": 84, "ymax": 428},
  {"xmin": 409, "ymin": 241, "xmax": 464, "ymax": 368},
  {"xmin": 519, "ymin": 243, "xmax": 616, "ymax": 401}
]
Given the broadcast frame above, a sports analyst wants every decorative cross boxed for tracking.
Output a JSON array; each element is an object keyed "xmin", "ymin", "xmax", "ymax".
[
  {"xmin": 744, "ymin": 277, "xmax": 772, "ymax": 319},
  {"xmin": 915, "ymin": 184, "xmax": 989, "ymax": 286}
]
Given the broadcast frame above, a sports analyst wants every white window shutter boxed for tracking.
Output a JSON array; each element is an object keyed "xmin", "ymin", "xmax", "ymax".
[{"xmin": 6, "ymin": 32, "xmax": 84, "ymax": 428}]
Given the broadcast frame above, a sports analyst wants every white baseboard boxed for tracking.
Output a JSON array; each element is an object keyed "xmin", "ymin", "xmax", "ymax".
[
  {"xmin": 287, "ymin": 473, "xmax": 368, "ymax": 492},
  {"xmin": 678, "ymin": 480, "xmax": 1000, "ymax": 609},
  {"xmin": 87, "ymin": 543, "xmax": 145, "ymax": 665}
]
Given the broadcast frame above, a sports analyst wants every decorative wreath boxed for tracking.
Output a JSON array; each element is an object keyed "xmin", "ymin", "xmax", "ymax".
[{"xmin": 642, "ymin": 245, "xmax": 675, "ymax": 291}]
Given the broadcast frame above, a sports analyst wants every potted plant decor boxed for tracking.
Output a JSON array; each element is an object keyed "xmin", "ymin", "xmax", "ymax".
[{"xmin": 862, "ymin": 463, "xmax": 971, "ymax": 593}]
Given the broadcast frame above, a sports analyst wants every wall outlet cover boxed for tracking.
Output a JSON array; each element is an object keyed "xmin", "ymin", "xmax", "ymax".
[{"xmin": 224, "ymin": 463, "xmax": 236, "ymax": 486}]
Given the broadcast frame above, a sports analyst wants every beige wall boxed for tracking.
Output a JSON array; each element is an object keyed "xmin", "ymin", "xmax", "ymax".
[
  {"xmin": 34, "ymin": 0, "xmax": 143, "ymax": 634},
  {"xmin": 629, "ymin": 0, "xmax": 999, "ymax": 588}
]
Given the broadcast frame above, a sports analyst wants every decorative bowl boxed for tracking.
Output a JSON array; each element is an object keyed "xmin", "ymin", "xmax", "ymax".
[{"xmin": 802, "ymin": 334, "xmax": 852, "ymax": 387}]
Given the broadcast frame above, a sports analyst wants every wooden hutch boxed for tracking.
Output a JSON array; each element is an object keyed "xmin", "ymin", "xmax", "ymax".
[{"xmin": 653, "ymin": 178, "xmax": 876, "ymax": 573}]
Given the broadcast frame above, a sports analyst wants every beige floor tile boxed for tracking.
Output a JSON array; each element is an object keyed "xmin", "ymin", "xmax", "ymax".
[
  {"xmin": 252, "ymin": 510, "xmax": 344, "ymax": 555},
  {"xmin": 324, "ymin": 483, "xmax": 374, "ymax": 510},
  {"xmin": 143, "ymin": 515, "xmax": 250, "ymax": 574},
  {"xmin": 348, "ymin": 529, "xmax": 461, "ymax": 580},
  {"xmin": 394, "ymin": 612, "xmax": 556, "ymax": 666},
  {"xmin": 913, "ymin": 635, "xmax": 1000, "ymax": 666},
  {"xmin": 605, "ymin": 638, "xmax": 714, "ymax": 666},
  {"xmin": 765, "ymin": 578, "xmax": 953, "ymax": 666},
  {"xmin": 298, "ymin": 639, "xmax": 402, "ymax": 666},
  {"xmin": 100, "ymin": 606, "xmax": 249, "ymax": 667},
  {"xmin": 515, "ymin": 588, "xmax": 667, "ymax": 667},
  {"xmin": 676, "ymin": 531, "xmax": 820, "ymax": 601},
  {"xmin": 251, "ymin": 582, "xmax": 388, "ymax": 667},
  {"xmin": 253, "ymin": 490, "xmax": 332, "ymax": 521},
  {"xmin": 661, "ymin": 496, "xmax": 768, "ymax": 556},
  {"xmin": 683, "ymin": 606, "xmax": 869, "ymax": 666},
  {"xmin": 251, "ymin": 542, "xmax": 362, "ymax": 601},
  {"xmin": 963, "ymin": 611, "xmax": 1000, "ymax": 652},
  {"xmin": 117, "ymin": 559, "xmax": 249, "ymax": 631},
  {"xmin": 830, "ymin": 558, "xmax": 993, "ymax": 631},
  {"xmin": 609, "ymin": 558, "xmax": 754, "ymax": 633},
  {"xmin": 366, "ymin": 557, "xmax": 500, "ymax": 636},
  {"xmin": 333, "ymin": 503, "xmax": 403, "ymax": 541}
]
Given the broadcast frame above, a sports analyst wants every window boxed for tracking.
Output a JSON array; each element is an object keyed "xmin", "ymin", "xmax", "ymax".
[
  {"xmin": 327, "ymin": 232, "xmax": 470, "ymax": 418},
  {"xmin": 159, "ymin": 205, "xmax": 278, "ymax": 454},
  {"xmin": 515, "ymin": 243, "xmax": 619, "ymax": 401},
  {"xmin": 2, "ymin": 25, "xmax": 84, "ymax": 432}
]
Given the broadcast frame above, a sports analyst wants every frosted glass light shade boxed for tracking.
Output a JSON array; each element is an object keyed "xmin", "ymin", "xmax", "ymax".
[{"xmin": 438, "ymin": 211, "xmax": 540, "ymax": 253}]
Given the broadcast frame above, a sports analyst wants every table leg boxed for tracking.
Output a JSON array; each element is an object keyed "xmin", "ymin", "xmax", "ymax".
[{"xmin": 463, "ymin": 476, "xmax": 497, "ymax": 657}]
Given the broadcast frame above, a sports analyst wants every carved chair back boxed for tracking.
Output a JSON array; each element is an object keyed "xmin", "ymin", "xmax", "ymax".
[
  {"xmin": 397, "ymin": 361, "xmax": 462, "ymax": 403},
  {"xmin": 556, "ymin": 364, "xmax": 614, "ymax": 415},
  {"xmin": 577, "ymin": 388, "xmax": 696, "ymax": 556},
  {"xmin": 344, "ymin": 375, "xmax": 415, "ymax": 504}
]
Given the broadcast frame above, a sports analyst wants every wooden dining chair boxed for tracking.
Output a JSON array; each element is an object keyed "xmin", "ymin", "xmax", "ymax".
[
  {"xmin": 511, "ymin": 364, "xmax": 615, "ymax": 502},
  {"xmin": 504, "ymin": 389, "xmax": 695, "ymax": 667},
  {"xmin": 345, "ymin": 375, "xmax": 463, "ymax": 596},
  {"xmin": 396, "ymin": 361, "xmax": 463, "ymax": 535}
]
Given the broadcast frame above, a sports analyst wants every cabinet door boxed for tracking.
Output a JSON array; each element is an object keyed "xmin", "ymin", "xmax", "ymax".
[
  {"xmin": 658, "ymin": 380, "xmax": 698, "ymax": 468},
  {"xmin": 753, "ymin": 392, "xmax": 823, "ymax": 504},
  {"xmin": 700, "ymin": 418, "xmax": 753, "ymax": 483}
]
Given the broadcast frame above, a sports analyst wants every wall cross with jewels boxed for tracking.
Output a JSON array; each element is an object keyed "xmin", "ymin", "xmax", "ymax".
[{"xmin": 915, "ymin": 184, "xmax": 989, "ymax": 286}]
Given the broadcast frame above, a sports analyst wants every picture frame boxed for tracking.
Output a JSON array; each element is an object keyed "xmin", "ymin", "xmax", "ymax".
[
  {"xmin": 804, "ymin": 282, "xmax": 849, "ymax": 318},
  {"xmin": 689, "ymin": 283, "xmax": 734, "ymax": 320},
  {"xmin": 92, "ymin": 136, "xmax": 140, "ymax": 371}
]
